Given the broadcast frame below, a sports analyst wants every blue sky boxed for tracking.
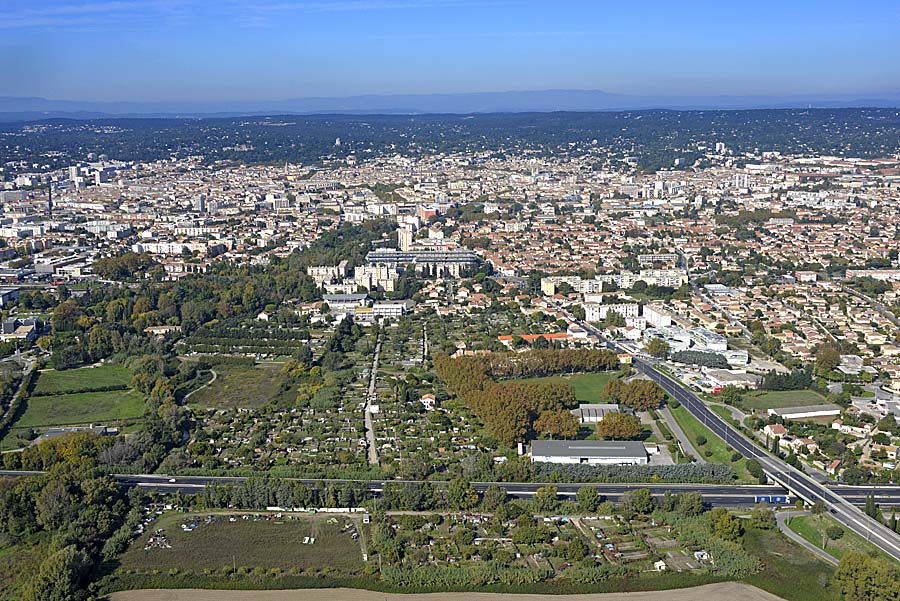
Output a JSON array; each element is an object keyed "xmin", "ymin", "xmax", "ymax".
[{"xmin": 3, "ymin": 0, "xmax": 900, "ymax": 102}]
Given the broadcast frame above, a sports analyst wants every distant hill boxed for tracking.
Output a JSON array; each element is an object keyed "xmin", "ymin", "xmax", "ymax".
[{"xmin": 2, "ymin": 89, "xmax": 899, "ymax": 121}]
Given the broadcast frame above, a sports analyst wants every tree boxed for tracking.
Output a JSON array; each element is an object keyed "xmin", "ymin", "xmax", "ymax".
[
  {"xmin": 619, "ymin": 379, "xmax": 664, "ymax": 411},
  {"xmin": 603, "ymin": 310, "xmax": 625, "ymax": 328},
  {"xmin": 645, "ymin": 338, "xmax": 669, "ymax": 358},
  {"xmin": 815, "ymin": 345, "xmax": 841, "ymax": 373},
  {"xmin": 622, "ymin": 488, "xmax": 654, "ymax": 515},
  {"xmin": 23, "ymin": 544, "xmax": 87, "ymax": 601},
  {"xmin": 448, "ymin": 477, "xmax": 478, "ymax": 510},
  {"xmin": 534, "ymin": 485, "xmax": 558, "ymax": 513},
  {"xmin": 826, "ymin": 525, "xmax": 844, "ymax": 541},
  {"xmin": 595, "ymin": 412, "xmax": 643, "ymax": 439},
  {"xmin": 749, "ymin": 504, "xmax": 775, "ymax": 529},
  {"xmin": 576, "ymin": 486, "xmax": 600, "ymax": 514},
  {"xmin": 534, "ymin": 409, "xmax": 579, "ymax": 439},
  {"xmin": 719, "ymin": 385, "xmax": 743, "ymax": 405},
  {"xmin": 709, "ymin": 507, "xmax": 742, "ymax": 541},
  {"xmin": 834, "ymin": 552, "xmax": 900, "ymax": 601},
  {"xmin": 481, "ymin": 485, "xmax": 507, "ymax": 511},
  {"xmin": 676, "ymin": 492, "xmax": 705, "ymax": 517},
  {"xmin": 567, "ymin": 537, "xmax": 590, "ymax": 560}
]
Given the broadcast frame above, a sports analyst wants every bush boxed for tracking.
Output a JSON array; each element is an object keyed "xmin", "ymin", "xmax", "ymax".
[
  {"xmin": 696, "ymin": 435, "xmax": 707, "ymax": 446},
  {"xmin": 826, "ymin": 525, "xmax": 844, "ymax": 540},
  {"xmin": 532, "ymin": 462, "xmax": 736, "ymax": 484}
]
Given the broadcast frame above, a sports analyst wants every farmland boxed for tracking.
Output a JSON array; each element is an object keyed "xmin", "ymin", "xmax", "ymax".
[
  {"xmin": 740, "ymin": 390, "xmax": 827, "ymax": 412},
  {"xmin": 16, "ymin": 389, "xmax": 144, "ymax": 429},
  {"xmin": 107, "ymin": 581, "xmax": 785, "ymax": 601},
  {"xmin": 117, "ymin": 512, "xmax": 365, "ymax": 574},
  {"xmin": 31, "ymin": 365, "xmax": 132, "ymax": 396},
  {"xmin": 186, "ymin": 363, "xmax": 296, "ymax": 409},
  {"xmin": 0, "ymin": 365, "xmax": 142, "ymax": 450}
]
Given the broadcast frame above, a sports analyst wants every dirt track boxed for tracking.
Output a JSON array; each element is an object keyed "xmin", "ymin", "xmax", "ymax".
[{"xmin": 107, "ymin": 582, "xmax": 783, "ymax": 601}]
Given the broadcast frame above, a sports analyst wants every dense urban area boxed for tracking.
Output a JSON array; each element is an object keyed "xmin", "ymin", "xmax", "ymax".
[{"xmin": 1, "ymin": 110, "xmax": 900, "ymax": 600}]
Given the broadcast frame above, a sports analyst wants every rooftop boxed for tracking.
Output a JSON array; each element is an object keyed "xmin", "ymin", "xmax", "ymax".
[{"xmin": 531, "ymin": 439, "xmax": 647, "ymax": 458}]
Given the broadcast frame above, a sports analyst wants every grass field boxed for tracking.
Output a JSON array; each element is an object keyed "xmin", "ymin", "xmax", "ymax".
[
  {"xmin": 669, "ymin": 403, "xmax": 752, "ymax": 482},
  {"xmin": 740, "ymin": 390, "xmax": 827, "ymax": 412},
  {"xmin": 742, "ymin": 527, "xmax": 837, "ymax": 601},
  {"xmin": 787, "ymin": 514, "xmax": 898, "ymax": 564},
  {"xmin": 15, "ymin": 389, "xmax": 145, "ymax": 429},
  {"xmin": 32, "ymin": 365, "xmax": 132, "ymax": 395},
  {"xmin": 515, "ymin": 372, "xmax": 620, "ymax": 404},
  {"xmin": 188, "ymin": 363, "xmax": 292, "ymax": 409},
  {"xmin": 117, "ymin": 513, "xmax": 364, "ymax": 573},
  {"xmin": 1, "ymin": 365, "xmax": 143, "ymax": 450}
]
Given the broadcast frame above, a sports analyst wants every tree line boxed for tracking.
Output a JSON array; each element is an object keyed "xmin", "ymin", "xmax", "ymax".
[{"xmin": 434, "ymin": 349, "xmax": 620, "ymax": 446}]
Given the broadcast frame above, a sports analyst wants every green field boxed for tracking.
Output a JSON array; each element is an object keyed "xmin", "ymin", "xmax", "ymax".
[
  {"xmin": 742, "ymin": 527, "xmax": 838, "ymax": 601},
  {"xmin": 787, "ymin": 514, "xmax": 898, "ymax": 564},
  {"xmin": 187, "ymin": 363, "xmax": 292, "ymax": 408},
  {"xmin": 118, "ymin": 512, "xmax": 365, "ymax": 574},
  {"xmin": 740, "ymin": 390, "xmax": 827, "ymax": 412},
  {"xmin": 669, "ymin": 403, "xmax": 752, "ymax": 481},
  {"xmin": 515, "ymin": 371, "xmax": 620, "ymax": 404},
  {"xmin": 32, "ymin": 365, "xmax": 132, "ymax": 395},
  {"xmin": 1, "ymin": 365, "xmax": 143, "ymax": 450},
  {"xmin": 15, "ymin": 390, "xmax": 144, "ymax": 429}
]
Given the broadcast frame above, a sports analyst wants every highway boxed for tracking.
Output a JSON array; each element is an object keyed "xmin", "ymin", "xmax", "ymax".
[
  {"xmin": 562, "ymin": 309, "xmax": 900, "ymax": 561},
  {"xmin": 5, "ymin": 470, "xmax": 900, "ymax": 510}
]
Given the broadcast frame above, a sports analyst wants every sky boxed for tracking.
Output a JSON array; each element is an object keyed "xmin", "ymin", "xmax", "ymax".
[{"xmin": 2, "ymin": 0, "xmax": 900, "ymax": 102}]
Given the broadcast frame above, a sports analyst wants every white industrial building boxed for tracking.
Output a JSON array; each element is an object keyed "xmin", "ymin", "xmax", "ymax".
[{"xmin": 530, "ymin": 440, "xmax": 649, "ymax": 465}]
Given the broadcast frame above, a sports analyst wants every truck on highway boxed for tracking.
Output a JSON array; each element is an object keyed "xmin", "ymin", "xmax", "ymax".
[{"xmin": 755, "ymin": 495, "xmax": 790, "ymax": 505}]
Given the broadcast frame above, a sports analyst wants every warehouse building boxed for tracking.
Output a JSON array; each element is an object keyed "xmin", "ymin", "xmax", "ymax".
[{"xmin": 530, "ymin": 440, "xmax": 649, "ymax": 465}]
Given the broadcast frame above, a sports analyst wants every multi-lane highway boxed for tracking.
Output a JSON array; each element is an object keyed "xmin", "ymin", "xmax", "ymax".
[
  {"xmin": 4, "ymin": 470, "xmax": 900, "ymax": 510},
  {"xmin": 563, "ymin": 310, "xmax": 900, "ymax": 561}
]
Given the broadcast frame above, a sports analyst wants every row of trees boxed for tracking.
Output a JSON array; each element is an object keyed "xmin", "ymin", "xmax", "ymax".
[
  {"xmin": 763, "ymin": 366, "xmax": 813, "ymax": 391},
  {"xmin": 671, "ymin": 350, "xmax": 730, "ymax": 369},
  {"xmin": 434, "ymin": 349, "xmax": 621, "ymax": 446},
  {"xmin": 603, "ymin": 378, "xmax": 666, "ymax": 411}
]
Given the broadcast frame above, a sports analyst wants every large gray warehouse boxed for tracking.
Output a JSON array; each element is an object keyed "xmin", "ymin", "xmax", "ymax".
[{"xmin": 530, "ymin": 440, "xmax": 649, "ymax": 465}]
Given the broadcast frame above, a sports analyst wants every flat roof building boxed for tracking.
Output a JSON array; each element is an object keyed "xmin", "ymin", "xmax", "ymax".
[
  {"xmin": 530, "ymin": 440, "xmax": 649, "ymax": 465},
  {"xmin": 767, "ymin": 404, "xmax": 842, "ymax": 420}
]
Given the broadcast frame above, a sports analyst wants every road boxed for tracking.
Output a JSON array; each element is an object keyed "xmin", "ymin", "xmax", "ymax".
[
  {"xmin": 560, "ymin": 307, "xmax": 900, "ymax": 562},
  {"xmin": 3, "ymin": 470, "xmax": 899, "ymax": 509},
  {"xmin": 841, "ymin": 283, "xmax": 900, "ymax": 328},
  {"xmin": 775, "ymin": 511, "xmax": 838, "ymax": 566},
  {"xmin": 363, "ymin": 336, "xmax": 381, "ymax": 466},
  {"xmin": 658, "ymin": 405, "xmax": 705, "ymax": 463}
]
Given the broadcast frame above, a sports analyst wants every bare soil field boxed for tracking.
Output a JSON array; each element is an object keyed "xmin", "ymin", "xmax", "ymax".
[{"xmin": 107, "ymin": 582, "xmax": 783, "ymax": 601}]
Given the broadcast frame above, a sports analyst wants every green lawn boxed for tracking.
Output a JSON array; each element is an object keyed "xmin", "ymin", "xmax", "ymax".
[
  {"xmin": 32, "ymin": 365, "xmax": 132, "ymax": 395},
  {"xmin": 514, "ymin": 371, "xmax": 620, "ymax": 404},
  {"xmin": 742, "ymin": 527, "xmax": 838, "ymax": 601},
  {"xmin": 187, "ymin": 363, "xmax": 292, "ymax": 409},
  {"xmin": 709, "ymin": 404, "xmax": 741, "ymax": 427},
  {"xmin": 741, "ymin": 389, "xmax": 827, "ymax": 412},
  {"xmin": 669, "ymin": 403, "xmax": 752, "ymax": 482},
  {"xmin": 787, "ymin": 514, "xmax": 899, "ymax": 564},
  {"xmin": 15, "ymin": 389, "xmax": 145, "ymax": 429},
  {"xmin": 117, "ymin": 512, "xmax": 365, "ymax": 573}
]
